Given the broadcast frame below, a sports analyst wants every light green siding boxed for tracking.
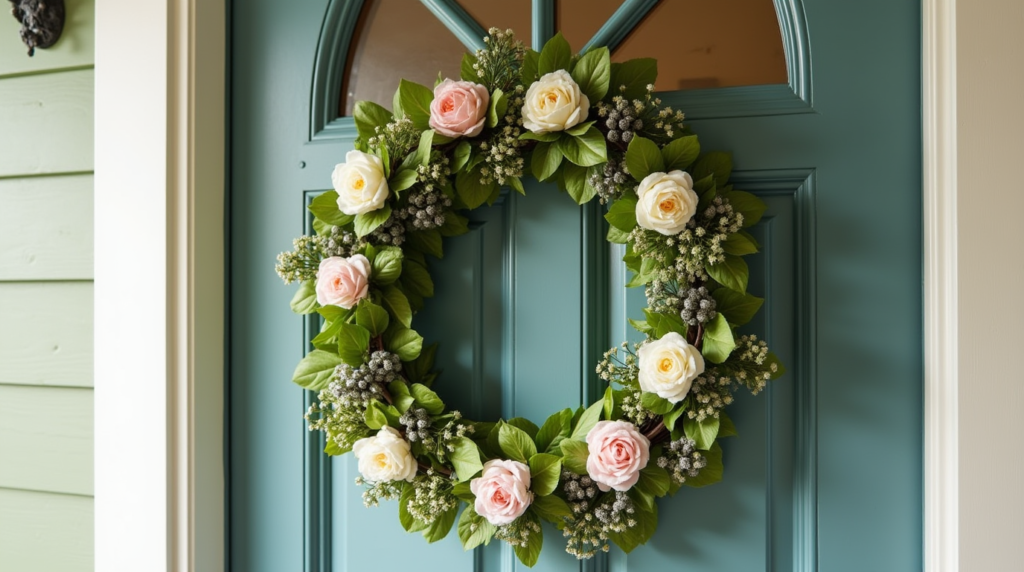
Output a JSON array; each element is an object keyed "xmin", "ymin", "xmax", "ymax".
[{"xmin": 0, "ymin": 1, "xmax": 94, "ymax": 570}]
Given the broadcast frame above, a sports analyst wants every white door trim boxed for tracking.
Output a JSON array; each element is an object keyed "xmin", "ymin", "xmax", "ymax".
[
  {"xmin": 94, "ymin": 0, "xmax": 225, "ymax": 570},
  {"xmin": 93, "ymin": 1, "xmax": 957, "ymax": 570}
]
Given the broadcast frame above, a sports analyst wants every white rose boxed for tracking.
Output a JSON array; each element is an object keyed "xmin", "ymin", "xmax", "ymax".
[
  {"xmin": 352, "ymin": 426, "xmax": 418, "ymax": 483},
  {"xmin": 637, "ymin": 332, "xmax": 705, "ymax": 403},
  {"xmin": 332, "ymin": 150, "xmax": 389, "ymax": 215},
  {"xmin": 635, "ymin": 170, "xmax": 699, "ymax": 235},
  {"xmin": 522, "ymin": 70, "xmax": 590, "ymax": 133}
]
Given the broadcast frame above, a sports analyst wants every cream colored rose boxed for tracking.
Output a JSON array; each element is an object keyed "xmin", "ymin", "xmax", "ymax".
[
  {"xmin": 352, "ymin": 427, "xmax": 418, "ymax": 483},
  {"xmin": 522, "ymin": 70, "xmax": 590, "ymax": 133},
  {"xmin": 332, "ymin": 150, "xmax": 389, "ymax": 215},
  {"xmin": 637, "ymin": 332, "xmax": 705, "ymax": 403},
  {"xmin": 635, "ymin": 170, "xmax": 698, "ymax": 235}
]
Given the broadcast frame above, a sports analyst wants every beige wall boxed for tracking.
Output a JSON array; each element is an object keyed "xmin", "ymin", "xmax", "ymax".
[
  {"xmin": 0, "ymin": 1, "xmax": 95, "ymax": 570},
  {"xmin": 956, "ymin": 0, "xmax": 1024, "ymax": 569}
]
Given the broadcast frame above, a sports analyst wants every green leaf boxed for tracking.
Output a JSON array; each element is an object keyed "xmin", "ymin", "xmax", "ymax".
[
  {"xmin": 706, "ymin": 254, "xmax": 749, "ymax": 293},
  {"xmin": 398, "ymin": 79, "xmax": 434, "ymax": 130},
  {"xmin": 692, "ymin": 151, "xmax": 733, "ymax": 187},
  {"xmin": 602, "ymin": 386, "xmax": 615, "ymax": 420},
  {"xmin": 570, "ymin": 400, "xmax": 605, "ymax": 440},
  {"xmin": 410, "ymin": 382, "xmax": 444, "ymax": 415},
  {"xmin": 609, "ymin": 58, "xmax": 657, "ymax": 101},
  {"xmin": 401, "ymin": 259, "xmax": 434, "ymax": 297},
  {"xmin": 641, "ymin": 392, "xmax": 674, "ymax": 415},
  {"xmin": 535, "ymin": 408, "xmax": 572, "ymax": 453},
  {"xmin": 571, "ymin": 47, "xmax": 611, "ymax": 102},
  {"xmin": 406, "ymin": 228, "xmax": 443, "ymax": 259},
  {"xmin": 413, "ymin": 129, "xmax": 434, "ymax": 166},
  {"xmin": 404, "ymin": 343, "xmax": 437, "ymax": 384},
  {"xmin": 324, "ymin": 438, "xmax": 349, "ymax": 456},
  {"xmin": 290, "ymin": 280, "xmax": 318, "ymax": 314},
  {"xmin": 683, "ymin": 442, "xmax": 723, "ymax": 487},
  {"xmin": 718, "ymin": 410, "xmax": 738, "ymax": 438},
  {"xmin": 661, "ymin": 135, "xmax": 700, "ymax": 172},
  {"xmin": 723, "ymin": 231, "xmax": 759, "ymax": 256},
  {"xmin": 607, "ymin": 224, "xmax": 630, "ymax": 244},
  {"xmin": 701, "ymin": 313, "xmax": 736, "ymax": 364},
  {"xmin": 557, "ymin": 126, "xmax": 607, "ymax": 167},
  {"xmin": 353, "ymin": 100, "xmax": 393, "ymax": 143},
  {"xmin": 337, "ymin": 322, "xmax": 371, "ymax": 366},
  {"xmin": 452, "ymin": 140, "xmax": 471, "ymax": 173},
  {"xmin": 628, "ymin": 318, "xmax": 652, "ymax": 334},
  {"xmin": 604, "ymin": 195, "xmax": 639, "ymax": 232},
  {"xmin": 389, "ymin": 327, "xmax": 424, "ymax": 361},
  {"xmin": 559, "ymin": 438, "xmax": 590, "ymax": 474},
  {"xmin": 399, "ymin": 483, "xmax": 426, "ymax": 532},
  {"xmin": 521, "ymin": 49, "xmax": 539, "ymax": 83},
  {"xmin": 312, "ymin": 217, "xmax": 332, "ymax": 236},
  {"xmin": 766, "ymin": 351, "xmax": 787, "ymax": 380},
  {"xmin": 608, "ymin": 502, "xmax": 657, "ymax": 552},
  {"xmin": 450, "ymin": 436, "xmax": 483, "ymax": 481},
  {"xmin": 308, "ymin": 190, "xmax": 354, "ymax": 227},
  {"xmin": 486, "ymin": 88, "xmax": 507, "ymax": 128},
  {"xmin": 638, "ymin": 463, "xmax": 671, "ymax": 497},
  {"xmin": 354, "ymin": 204, "xmax": 392, "ymax": 238},
  {"xmin": 460, "ymin": 52, "xmax": 478, "ymax": 82},
  {"xmin": 507, "ymin": 418, "xmax": 540, "ymax": 440},
  {"xmin": 643, "ymin": 308, "xmax": 688, "ymax": 339},
  {"xmin": 389, "ymin": 168, "xmax": 418, "ymax": 193},
  {"xmin": 519, "ymin": 130, "xmax": 561, "ymax": 142},
  {"xmin": 455, "ymin": 165, "xmax": 498, "ymax": 209},
  {"xmin": 683, "ymin": 415, "xmax": 720, "ymax": 451},
  {"xmin": 355, "ymin": 300, "xmax": 390, "ymax": 336},
  {"xmin": 512, "ymin": 513, "xmax": 543, "ymax": 567},
  {"xmin": 712, "ymin": 288, "xmax": 764, "ymax": 327},
  {"xmin": 564, "ymin": 119, "xmax": 595, "ymax": 137},
  {"xmin": 388, "ymin": 380, "xmax": 416, "ymax": 412},
  {"xmin": 663, "ymin": 403, "xmax": 687, "ymax": 432},
  {"xmin": 507, "ymin": 177, "xmax": 525, "ymax": 195},
  {"xmin": 562, "ymin": 162, "xmax": 595, "ymax": 204},
  {"xmin": 439, "ymin": 211, "xmax": 469, "ymax": 237},
  {"xmin": 292, "ymin": 350, "xmax": 345, "ymax": 390},
  {"xmin": 538, "ymin": 31, "xmax": 571, "ymax": 76},
  {"xmin": 424, "ymin": 505, "xmax": 458, "ymax": 543},
  {"xmin": 625, "ymin": 135, "xmax": 665, "ymax": 181},
  {"xmin": 371, "ymin": 246, "xmax": 403, "ymax": 285},
  {"xmin": 498, "ymin": 423, "xmax": 537, "ymax": 463},
  {"xmin": 458, "ymin": 507, "xmax": 496, "ymax": 550},
  {"xmin": 364, "ymin": 400, "xmax": 389, "ymax": 430},
  {"xmin": 381, "ymin": 285, "xmax": 413, "ymax": 328},
  {"xmin": 530, "ymin": 494, "xmax": 572, "ymax": 522},
  {"xmin": 528, "ymin": 453, "xmax": 562, "ymax": 496},
  {"xmin": 531, "ymin": 141, "xmax": 563, "ymax": 181},
  {"xmin": 723, "ymin": 190, "xmax": 768, "ymax": 227}
]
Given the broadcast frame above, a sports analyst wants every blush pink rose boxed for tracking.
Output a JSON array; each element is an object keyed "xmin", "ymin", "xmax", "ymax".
[
  {"xmin": 429, "ymin": 79, "xmax": 489, "ymax": 138},
  {"xmin": 470, "ymin": 459, "xmax": 532, "ymax": 525},
  {"xmin": 315, "ymin": 254, "xmax": 370, "ymax": 309},
  {"xmin": 585, "ymin": 420, "xmax": 650, "ymax": 492}
]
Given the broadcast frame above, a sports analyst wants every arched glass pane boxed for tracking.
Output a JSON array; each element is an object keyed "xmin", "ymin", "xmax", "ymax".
[
  {"xmin": 340, "ymin": 0, "xmax": 466, "ymax": 116},
  {"xmin": 613, "ymin": 0, "xmax": 787, "ymax": 91},
  {"xmin": 457, "ymin": 0, "xmax": 533, "ymax": 49},
  {"xmin": 555, "ymin": 0, "xmax": 624, "ymax": 50}
]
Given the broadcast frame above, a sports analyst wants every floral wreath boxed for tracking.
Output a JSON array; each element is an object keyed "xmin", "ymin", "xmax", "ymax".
[{"xmin": 276, "ymin": 29, "xmax": 785, "ymax": 566}]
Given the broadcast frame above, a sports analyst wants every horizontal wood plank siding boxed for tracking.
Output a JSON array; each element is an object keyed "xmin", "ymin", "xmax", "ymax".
[
  {"xmin": 0, "ymin": 488, "xmax": 93, "ymax": 572},
  {"xmin": 0, "ymin": 69, "xmax": 94, "ymax": 178},
  {"xmin": 0, "ymin": 282, "xmax": 93, "ymax": 388},
  {"xmin": 0, "ymin": 174, "xmax": 94, "ymax": 280},
  {"xmin": 0, "ymin": 0, "xmax": 95, "ymax": 78},
  {"xmin": 0, "ymin": 385, "xmax": 93, "ymax": 495}
]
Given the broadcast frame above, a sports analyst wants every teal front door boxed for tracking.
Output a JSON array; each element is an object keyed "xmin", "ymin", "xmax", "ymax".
[{"xmin": 230, "ymin": 1, "xmax": 921, "ymax": 571}]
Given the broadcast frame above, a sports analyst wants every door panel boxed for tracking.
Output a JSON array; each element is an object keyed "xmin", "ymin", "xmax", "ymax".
[{"xmin": 230, "ymin": 1, "xmax": 922, "ymax": 571}]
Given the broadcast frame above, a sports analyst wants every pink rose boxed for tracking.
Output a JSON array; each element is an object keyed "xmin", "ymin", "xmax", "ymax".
[
  {"xmin": 429, "ymin": 79, "xmax": 489, "ymax": 138},
  {"xmin": 315, "ymin": 254, "xmax": 370, "ymax": 309},
  {"xmin": 585, "ymin": 420, "xmax": 650, "ymax": 492},
  {"xmin": 470, "ymin": 459, "xmax": 532, "ymax": 525}
]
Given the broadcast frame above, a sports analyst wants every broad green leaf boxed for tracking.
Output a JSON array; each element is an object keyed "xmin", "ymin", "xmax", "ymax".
[
  {"xmin": 460, "ymin": 52, "xmax": 478, "ymax": 82},
  {"xmin": 399, "ymin": 483, "xmax": 427, "ymax": 532},
  {"xmin": 337, "ymin": 322, "xmax": 371, "ymax": 366},
  {"xmin": 608, "ymin": 502, "xmax": 657, "ymax": 552},
  {"xmin": 311, "ymin": 315, "xmax": 345, "ymax": 348},
  {"xmin": 486, "ymin": 88, "xmax": 507, "ymax": 128},
  {"xmin": 312, "ymin": 217, "xmax": 332, "ymax": 236},
  {"xmin": 625, "ymin": 135, "xmax": 665, "ymax": 181},
  {"xmin": 371, "ymin": 246, "xmax": 403, "ymax": 285},
  {"xmin": 519, "ymin": 130, "xmax": 561, "ymax": 142},
  {"xmin": 401, "ymin": 259, "xmax": 434, "ymax": 297},
  {"xmin": 387, "ymin": 380, "xmax": 415, "ymax": 412},
  {"xmin": 571, "ymin": 46, "xmax": 611, "ymax": 102},
  {"xmin": 353, "ymin": 100, "xmax": 393, "ymax": 143},
  {"xmin": 506, "ymin": 417, "xmax": 540, "ymax": 440},
  {"xmin": 706, "ymin": 254, "xmax": 749, "ymax": 293},
  {"xmin": 530, "ymin": 494, "xmax": 572, "ymax": 522},
  {"xmin": 438, "ymin": 212, "xmax": 469, "ymax": 237},
  {"xmin": 557, "ymin": 125, "xmax": 607, "ymax": 167},
  {"xmin": 507, "ymin": 176, "xmax": 525, "ymax": 195},
  {"xmin": 608, "ymin": 58, "xmax": 657, "ymax": 101},
  {"xmin": 535, "ymin": 408, "xmax": 572, "ymax": 453},
  {"xmin": 564, "ymin": 119, "xmax": 595, "ymax": 137},
  {"xmin": 355, "ymin": 300, "xmax": 390, "ymax": 336},
  {"xmin": 450, "ymin": 436, "xmax": 483, "ymax": 481},
  {"xmin": 451, "ymin": 140, "xmax": 471, "ymax": 173},
  {"xmin": 389, "ymin": 168, "xmax": 418, "ymax": 193},
  {"xmin": 602, "ymin": 386, "xmax": 615, "ymax": 420},
  {"xmin": 766, "ymin": 351, "xmax": 787, "ymax": 380},
  {"xmin": 324, "ymin": 438, "xmax": 349, "ymax": 456},
  {"xmin": 643, "ymin": 308, "xmax": 688, "ymax": 339},
  {"xmin": 607, "ymin": 224, "xmax": 630, "ymax": 244},
  {"xmin": 456, "ymin": 165, "xmax": 497, "ymax": 209},
  {"xmin": 406, "ymin": 228, "xmax": 443, "ymax": 259},
  {"xmin": 638, "ymin": 463, "xmax": 671, "ymax": 497},
  {"xmin": 661, "ymin": 135, "xmax": 700, "ymax": 172},
  {"xmin": 413, "ymin": 129, "xmax": 434, "ymax": 166},
  {"xmin": 683, "ymin": 415, "xmax": 720, "ymax": 451},
  {"xmin": 290, "ymin": 280, "xmax": 318, "ymax": 314},
  {"xmin": 692, "ymin": 151, "xmax": 733, "ymax": 187},
  {"xmin": 458, "ymin": 507, "xmax": 496, "ymax": 550},
  {"xmin": 683, "ymin": 442, "xmax": 723, "ymax": 487},
  {"xmin": 628, "ymin": 318, "xmax": 652, "ymax": 334},
  {"xmin": 723, "ymin": 231, "xmax": 759, "ymax": 256},
  {"xmin": 570, "ymin": 400, "xmax": 605, "ymax": 440},
  {"xmin": 559, "ymin": 437, "xmax": 590, "ymax": 475},
  {"xmin": 724, "ymin": 190, "xmax": 768, "ymax": 227},
  {"xmin": 398, "ymin": 79, "xmax": 434, "ymax": 130},
  {"xmin": 701, "ymin": 313, "xmax": 736, "ymax": 364},
  {"xmin": 640, "ymin": 391, "xmax": 674, "ymax": 415},
  {"xmin": 520, "ymin": 49, "xmax": 539, "ymax": 83},
  {"xmin": 292, "ymin": 350, "xmax": 345, "ymax": 390},
  {"xmin": 531, "ymin": 141, "xmax": 563, "ymax": 181},
  {"xmin": 354, "ymin": 204, "xmax": 392, "ymax": 238},
  {"xmin": 308, "ymin": 190, "xmax": 353, "ymax": 227},
  {"xmin": 604, "ymin": 195, "xmax": 639, "ymax": 232},
  {"xmin": 498, "ymin": 423, "xmax": 537, "ymax": 463},
  {"xmin": 388, "ymin": 327, "xmax": 424, "ymax": 361},
  {"xmin": 528, "ymin": 453, "xmax": 562, "ymax": 496},
  {"xmin": 410, "ymin": 382, "xmax": 444, "ymax": 414},
  {"xmin": 718, "ymin": 410, "xmax": 738, "ymax": 438},
  {"xmin": 364, "ymin": 400, "xmax": 389, "ymax": 429},
  {"xmin": 712, "ymin": 288, "xmax": 764, "ymax": 327},
  {"xmin": 424, "ymin": 505, "xmax": 458, "ymax": 543},
  {"xmin": 562, "ymin": 162, "xmax": 595, "ymax": 204},
  {"xmin": 381, "ymin": 285, "xmax": 413, "ymax": 328},
  {"xmin": 538, "ymin": 32, "xmax": 571, "ymax": 76},
  {"xmin": 403, "ymin": 343, "xmax": 437, "ymax": 385},
  {"xmin": 663, "ymin": 403, "xmax": 687, "ymax": 432},
  {"xmin": 512, "ymin": 513, "xmax": 543, "ymax": 567}
]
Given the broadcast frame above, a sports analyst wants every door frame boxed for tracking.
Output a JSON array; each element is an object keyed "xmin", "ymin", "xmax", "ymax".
[{"xmin": 93, "ymin": 0, "xmax": 957, "ymax": 570}]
